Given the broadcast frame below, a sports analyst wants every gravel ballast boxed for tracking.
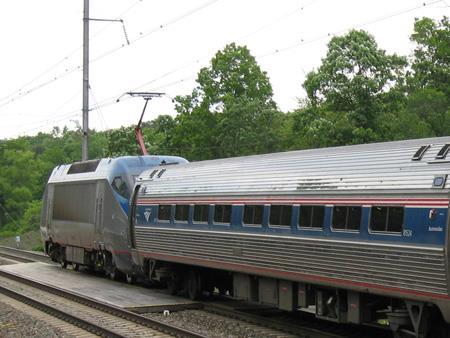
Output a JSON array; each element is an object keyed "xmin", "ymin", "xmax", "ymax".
[{"xmin": 0, "ymin": 298, "xmax": 77, "ymax": 338}]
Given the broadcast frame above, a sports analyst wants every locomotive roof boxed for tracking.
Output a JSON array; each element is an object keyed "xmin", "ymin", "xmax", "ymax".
[
  {"xmin": 48, "ymin": 155, "xmax": 187, "ymax": 184},
  {"xmin": 137, "ymin": 137, "xmax": 450, "ymax": 197}
]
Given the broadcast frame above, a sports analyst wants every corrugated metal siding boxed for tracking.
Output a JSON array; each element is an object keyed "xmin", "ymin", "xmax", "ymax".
[
  {"xmin": 138, "ymin": 137, "xmax": 450, "ymax": 197},
  {"xmin": 135, "ymin": 227, "xmax": 448, "ymax": 295}
]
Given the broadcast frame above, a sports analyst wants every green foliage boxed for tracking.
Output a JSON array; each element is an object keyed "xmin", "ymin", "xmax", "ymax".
[
  {"xmin": 106, "ymin": 126, "xmax": 139, "ymax": 157},
  {"xmin": 172, "ymin": 43, "xmax": 281, "ymax": 160},
  {"xmin": 409, "ymin": 16, "xmax": 450, "ymax": 95},
  {"xmin": 32, "ymin": 243, "xmax": 45, "ymax": 252},
  {"xmin": 303, "ymin": 29, "xmax": 406, "ymax": 141},
  {"xmin": 0, "ymin": 17, "xmax": 448, "ymax": 234},
  {"xmin": 0, "ymin": 129, "xmax": 105, "ymax": 235}
]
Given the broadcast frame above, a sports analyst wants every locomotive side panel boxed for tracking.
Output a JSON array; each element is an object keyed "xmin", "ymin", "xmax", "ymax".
[{"xmin": 50, "ymin": 182, "xmax": 97, "ymax": 248}]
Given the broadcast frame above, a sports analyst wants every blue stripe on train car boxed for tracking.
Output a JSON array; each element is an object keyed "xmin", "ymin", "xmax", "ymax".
[{"xmin": 134, "ymin": 204, "xmax": 447, "ymax": 246}]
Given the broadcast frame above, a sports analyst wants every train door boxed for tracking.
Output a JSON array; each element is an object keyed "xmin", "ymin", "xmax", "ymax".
[{"xmin": 95, "ymin": 180, "xmax": 105, "ymax": 248}]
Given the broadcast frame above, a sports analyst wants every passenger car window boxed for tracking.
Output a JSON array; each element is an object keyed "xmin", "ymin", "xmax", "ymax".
[
  {"xmin": 112, "ymin": 176, "xmax": 130, "ymax": 199},
  {"xmin": 158, "ymin": 204, "xmax": 171, "ymax": 221},
  {"xmin": 370, "ymin": 206, "xmax": 403, "ymax": 233},
  {"xmin": 269, "ymin": 205, "xmax": 292, "ymax": 227},
  {"xmin": 332, "ymin": 206, "xmax": 361, "ymax": 231},
  {"xmin": 299, "ymin": 205, "xmax": 325, "ymax": 228},
  {"xmin": 175, "ymin": 205, "xmax": 190, "ymax": 222},
  {"xmin": 193, "ymin": 205, "xmax": 209, "ymax": 223},
  {"xmin": 214, "ymin": 205, "xmax": 231, "ymax": 224},
  {"xmin": 243, "ymin": 205, "xmax": 264, "ymax": 226}
]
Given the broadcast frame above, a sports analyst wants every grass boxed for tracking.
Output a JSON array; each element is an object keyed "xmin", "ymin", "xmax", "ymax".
[{"xmin": 0, "ymin": 229, "xmax": 44, "ymax": 251}]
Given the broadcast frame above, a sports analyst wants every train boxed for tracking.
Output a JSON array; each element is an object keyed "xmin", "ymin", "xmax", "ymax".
[
  {"xmin": 40, "ymin": 155, "xmax": 187, "ymax": 282},
  {"xmin": 41, "ymin": 137, "xmax": 450, "ymax": 338}
]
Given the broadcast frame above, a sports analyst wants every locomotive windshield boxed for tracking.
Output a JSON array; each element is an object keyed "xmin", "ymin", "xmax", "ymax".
[{"xmin": 112, "ymin": 176, "xmax": 130, "ymax": 199}]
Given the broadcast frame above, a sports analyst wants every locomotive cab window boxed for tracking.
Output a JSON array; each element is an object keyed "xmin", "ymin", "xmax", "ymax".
[
  {"xmin": 332, "ymin": 206, "xmax": 361, "ymax": 231},
  {"xmin": 112, "ymin": 176, "xmax": 130, "ymax": 199},
  {"xmin": 193, "ymin": 205, "xmax": 209, "ymax": 223},
  {"xmin": 299, "ymin": 205, "xmax": 325, "ymax": 229},
  {"xmin": 214, "ymin": 205, "xmax": 231, "ymax": 224},
  {"xmin": 158, "ymin": 204, "xmax": 172, "ymax": 222},
  {"xmin": 175, "ymin": 205, "xmax": 190, "ymax": 222},
  {"xmin": 269, "ymin": 205, "xmax": 292, "ymax": 227},
  {"xmin": 370, "ymin": 206, "xmax": 404, "ymax": 233},
  {"xmin": 243, "ymin": 205, "xmax": 264, "ymax": 226}
]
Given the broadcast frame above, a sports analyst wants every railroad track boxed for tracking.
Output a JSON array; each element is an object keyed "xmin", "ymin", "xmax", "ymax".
[
  {"xmin": 0, "ymin": 269, "xmax": 205, "ymax": 338},
  {"xmin": 0, "ymin": 245, "xmax": 50, "ymax": 263},
  {"xmin": 199, "ymin": 299, "xmax": 392, "ymax": 338},
  {"xmin": 0, "ymin": 247, "xmax": 392, "ymax": 337}
]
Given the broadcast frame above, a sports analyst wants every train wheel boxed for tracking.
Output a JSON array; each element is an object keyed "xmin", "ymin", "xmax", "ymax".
[{"xmin": 72, "ymin": 263, "xmax": 80, "ymax": 271}]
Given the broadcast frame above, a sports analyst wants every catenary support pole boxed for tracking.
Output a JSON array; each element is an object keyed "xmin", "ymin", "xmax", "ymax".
[{"xmin": 82, "ymin": 0, "xmax": 90, "ymax": 161}]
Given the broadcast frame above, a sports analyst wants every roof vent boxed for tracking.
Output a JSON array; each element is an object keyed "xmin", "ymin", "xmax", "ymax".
[
  {"xmin": 149, "ymin": 169, "xmax": 158, "ymax": 178},
  {"xmin": 411, "ymin": 145, "xmax": 430, "ymax": 161},
  {"xmin": 436, "ymin": 144, "xmax": 450, "ymax": 160},
  {"xmin": 157, "ymin": 168, "xmax": 166, "ymax": 178}
]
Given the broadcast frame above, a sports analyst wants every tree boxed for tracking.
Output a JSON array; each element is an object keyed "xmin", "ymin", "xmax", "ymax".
[
  {"xmin": 404, "ymin": 16, "xmax": 450, "ymax": 137},
  {"xmin": 409, "ymin": 16, "xmax": 450, "ymax": 95},
  {"xmin": 303, "ymin": 30, "xmax": 407, "ymax": 134},
  {"xmin": 196, "ymin": 43, "xmax": 275, "ymax": 109},
  {"xmin": 173, "ymin": 43, "xmax": 282, "ymax": 160}
]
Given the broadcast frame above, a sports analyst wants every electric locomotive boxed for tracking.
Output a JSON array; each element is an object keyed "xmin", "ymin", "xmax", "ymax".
[
  {"xmin": 40, "ymin": 155, "xmax": 187, "ymax": 280},
  {"xmin": 130, "ymin": 137, "xmax": 450, "ymax": 338}
]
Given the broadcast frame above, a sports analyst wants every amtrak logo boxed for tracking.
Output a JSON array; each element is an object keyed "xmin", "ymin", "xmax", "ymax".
[{"xmin": 144, "ymin": 210, "xmax": 152, "ymax": 222}]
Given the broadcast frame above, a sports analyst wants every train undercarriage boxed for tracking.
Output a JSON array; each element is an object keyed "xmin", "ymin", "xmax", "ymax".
[
  {"xmin": 45, "ymin": 241, "xmax": 137, "ymax": 284},
  {"xmin": 145, "ymin": 259, "xmax": 450, "ymax": 338}
]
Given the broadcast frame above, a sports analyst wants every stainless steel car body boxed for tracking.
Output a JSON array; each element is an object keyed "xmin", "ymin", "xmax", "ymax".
[{"xmin": 132, "ymin": 137, "xmax": 450, "ymax": 319}]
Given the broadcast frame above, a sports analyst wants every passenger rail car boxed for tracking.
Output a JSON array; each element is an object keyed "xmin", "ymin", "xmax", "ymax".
[
  {"xmin": 40, "ymin": 155, "xmax": 187, "ymax": 279},
  {"xmin": 131, "ymin": 137, "xmax": 450, "ymax": 337}
]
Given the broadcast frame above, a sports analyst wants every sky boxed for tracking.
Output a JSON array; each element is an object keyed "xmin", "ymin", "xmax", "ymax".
[{"xmin": 0, "ymin": 0, "xmax": 448, "ymax": 139}]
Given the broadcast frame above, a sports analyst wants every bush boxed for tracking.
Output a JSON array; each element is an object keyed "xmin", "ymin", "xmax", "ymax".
[{"xmin": 32, "ymin": 243, "xmax": 44, "ymax": 252}]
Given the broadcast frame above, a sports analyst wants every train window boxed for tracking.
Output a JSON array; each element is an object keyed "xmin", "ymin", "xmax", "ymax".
[
  {"xmin": 112, "ymin": 176, "xmax": 130, "ymax": 199},
  {"xmin": 269, "ymin": 205, "xmax": 292, "ymax": 227},
  {"xmin": 158, "ymin": 204, "xmax": 171, "ymax": 221},
  {"xmin": 370, "ymin": 206, "xmax": 404, "ymax": 233},
  {"xmin": 244, "ymin": 205, "xmax": 264, "ymax": 226},
  {"xmin": 332, "ymin": 206, "xmax": 361, "ymax": 231},
  {"xmin": 299, "ymin": 205, "xmax": 325, "ymax": 228},
  {"xmin": 214, "ymin": 205, "xmax": 231, "ymax": 224},
  {"xmin": 175, "ymin": 205, "xmax": 190, "ymax": 222},
  {"xmin": 193, "ymin": 205, "xmax": 209, "ymax": 223}
]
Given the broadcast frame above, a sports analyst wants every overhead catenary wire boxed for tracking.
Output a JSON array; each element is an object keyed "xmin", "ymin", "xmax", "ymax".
[
  {"xmin": 0, "ymin": 0, "xmax": 221, "ymax": 112},
  {"xmin": 0, "ymin": 0, "xmax": 144, "ymax": 105},
  {"xmin": 258, "ymin": 0, "xmax": 444, "ymax": 58},
  {"xmin": 5, "ymin": 0, "xmax": 445, "ymax": 137}
]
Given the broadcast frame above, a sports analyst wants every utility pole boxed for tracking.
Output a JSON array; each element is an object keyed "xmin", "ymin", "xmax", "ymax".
[
  {"xmin": 81, "ymin": 1, "xmax": 128, "ymax": 161},
  {"xmin": 82, "ymin": 0, "xmax": 90, "ymax": 161}
]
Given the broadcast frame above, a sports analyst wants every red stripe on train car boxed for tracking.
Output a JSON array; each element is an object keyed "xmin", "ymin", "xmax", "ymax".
[{"xmin": 137, "ymin": 197, "xmax": 450, "ymax": 207}]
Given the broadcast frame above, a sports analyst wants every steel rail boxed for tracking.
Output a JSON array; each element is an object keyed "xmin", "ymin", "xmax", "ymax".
[
  {"xmin": 0, "ymin": 269, "xmax": 205, "ymax": 338},
  {"xmin": 0, "ymin": 283, "xmax": 124, "ymax": 337}
]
